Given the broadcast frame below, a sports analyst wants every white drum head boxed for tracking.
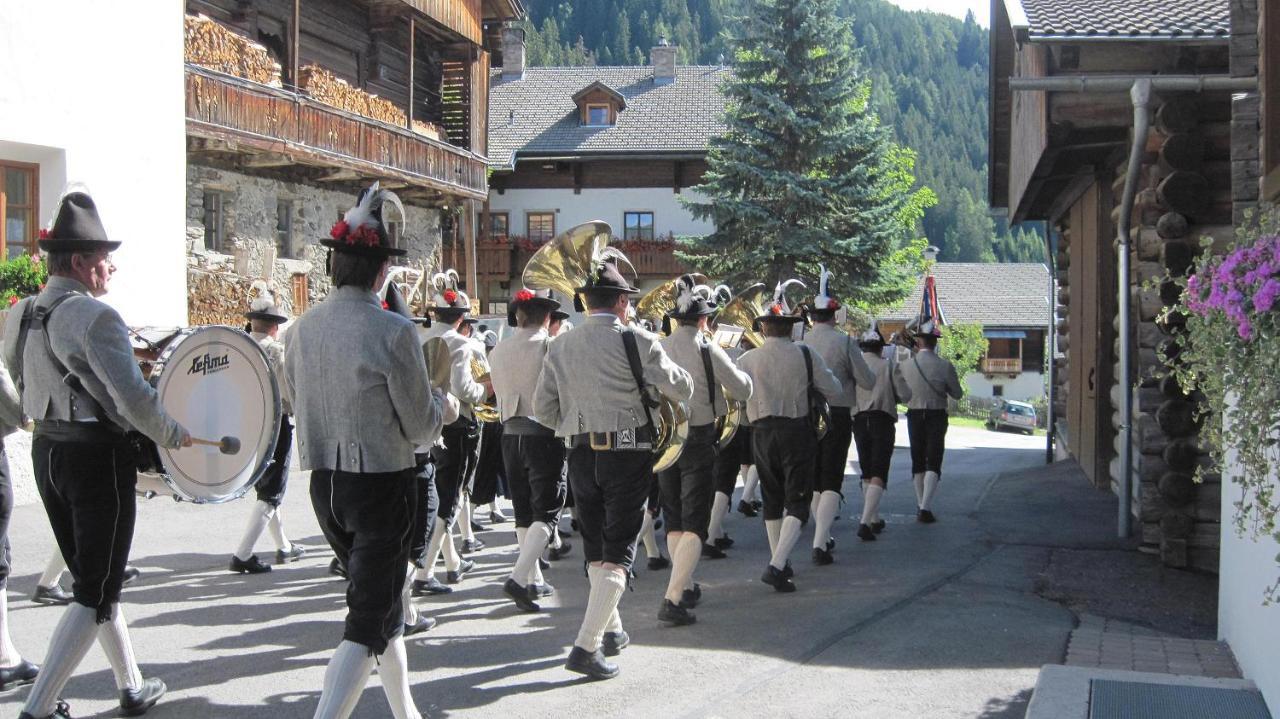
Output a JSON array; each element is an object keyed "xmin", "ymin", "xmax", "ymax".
[{"xmin": 151, "ymin": 326, "xmax": 281, "ymax": 503}]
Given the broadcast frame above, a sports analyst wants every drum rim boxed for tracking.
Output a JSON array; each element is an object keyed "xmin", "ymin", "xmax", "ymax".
[{"xmin": 148, "ymin": 325, "xmax": 282, "ymax": 504}]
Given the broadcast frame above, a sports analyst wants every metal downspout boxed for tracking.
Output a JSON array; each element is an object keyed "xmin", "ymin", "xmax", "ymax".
[{"xmin": 1116, "ymin": 80, "xmax": 1153, "ymax": 538}]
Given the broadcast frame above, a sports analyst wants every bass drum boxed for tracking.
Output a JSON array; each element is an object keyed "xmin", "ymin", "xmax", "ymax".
[{"xmin": 139, "ymin": 326, "xmax": 281, "ymax": 503}]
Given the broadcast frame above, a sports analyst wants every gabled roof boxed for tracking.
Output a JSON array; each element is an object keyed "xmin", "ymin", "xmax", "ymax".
[
  {"xmin": 881, "ymin": 263, "xmax": 1051, "ymax": 328},
  {"xmin": 487, "ymin": 65, "xmax": 730, "ymax": 170},
  {"xmin": 571, "ymin": 80, "xmax": 626, "ymax": 109},
  {"xmin": 1006, "ymin": 0, "xmax": 1229, "ymax": 41}
]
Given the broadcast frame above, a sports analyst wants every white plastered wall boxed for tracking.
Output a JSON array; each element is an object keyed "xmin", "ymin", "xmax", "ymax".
[
  {"xmin": 487, "ymin": 186, "xmax": 715, "ymax": 238},
  {"xmin": 965, "ymin": 371, "xmax": 1045, "ymax": 402}
]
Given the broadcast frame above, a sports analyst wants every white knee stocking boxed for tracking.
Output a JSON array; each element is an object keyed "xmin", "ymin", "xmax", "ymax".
[
  {"xmin": 913, "ymin": 473, "xmax": 926, "ymax": 508},
  {"xmin": 268, "ymin": 505, "xmax": 292, "ymax": 553},
  {"xmin": 921, "ymin": 471, "xmax": 940, "ymax": 511},
  {"xmin": 640, "ymin": 512, "xmax": 660, "ymax": 559},
  {"xmin": 861, "ymin": 484, "xmax": 885, "ymax": 526},
  {"xmin": 313, "ymin": 640, "xmax": 375, "ymax": 719},
  {"xmin": 23, "ymin": 603, "xmax": 98, "ymax": 718},
  {"xmin": 770, "ymin": 516, "xmax": 803, "ymax": 570},
  {"xmin": 664, "ymin": 533, "xmax": 702, "ymax": 603},
  {"xmin": 0, "ymin": 589, "xmax": 21, "ymax": 668},
  {"xmin": 811, "ymin": 491, "xmax": 840, "ymax": 549},
  {"xmin": 377, "ymin": 636, "xmax": 420, "ymax": 719},
  {"xmin": 605, "ymin": 607, "xmax": 623, "ymax": 635},
  {"xmin": 39, "ymin": 552, "xmax": 66, "ymax": 589},
  {"xmin": 742, "ymin": 466, "xmax": 759, "ymax": 502},
  {"xmin": 512, "ymin": 522, "xmax": 551, "ymax": 586},
  {"xmin": 440, "ymin": 520, "xmax": 461, "ymax": 573},
  {"xmin": 764, "ymin": 518, "xmax": 781, "ymax": 555},
  {"xmin": 401, "ymin": 565, "xmax": 417, "ymax": 625},
  {"xmin": 235, "ymin": 500, "xmax": 275, "ymax": 560},
  {"xmin": 573, "ymin": 566, "xmax": 626, "ymax": 653},
  {"xmin": 707, "ymin": 491, "xmax": 730, "ymax": 541},
  {"xmin": 416, "ymin": 516, "xmax": 450, "ymax": 581},
  {"xmin": 97, "ymin": 604, "xmax": 143, "ymax": 691},
  {"xmin": 458, "ymin": 496, "xmax": 475, "ymax": 542}
]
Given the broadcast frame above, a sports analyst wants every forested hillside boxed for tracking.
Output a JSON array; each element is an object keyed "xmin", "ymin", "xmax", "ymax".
[{"xmin": 517, "ymin": 0, "xmax": 1044, "ymax": 264}]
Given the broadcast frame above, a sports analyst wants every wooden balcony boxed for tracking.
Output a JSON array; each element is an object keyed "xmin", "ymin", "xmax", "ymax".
[
  {"xmin": 185, "ymin": 64, "xmax": 488, "ymax": 201},
  {"xmin": 982, "ymin": 357, "xmax": 1024, "ymax": 374}
]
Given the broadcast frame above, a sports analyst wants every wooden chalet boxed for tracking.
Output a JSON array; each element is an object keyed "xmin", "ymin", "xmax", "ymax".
[{"xmin": 183, "ymin": 0, "xmax": 523, "ymax": 319}]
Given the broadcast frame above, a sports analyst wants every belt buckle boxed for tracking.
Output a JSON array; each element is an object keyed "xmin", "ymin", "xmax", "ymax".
[{"xmin": 589, "ymin": 432, "xmax": 612, "ymax": 451}]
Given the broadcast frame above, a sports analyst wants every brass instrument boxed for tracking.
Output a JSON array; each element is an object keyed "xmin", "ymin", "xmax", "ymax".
[
  {"xmin": 522, "ymin": 221, "xmax": 688, "ymax": 470},
  {"xmin": 423, "ymin": 336, "xmax": 500, "ymax": 422},
  {"xmin": 716, "ymin": 283, "xmax": 769, "ymax": 349},
  {"xmin": 470, "ymin": 354, "xmax": 500, "ymax": 423}
]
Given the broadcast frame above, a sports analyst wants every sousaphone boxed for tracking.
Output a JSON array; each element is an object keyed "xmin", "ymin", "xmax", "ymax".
[{"xmin": 523, "ymin": 221, "xmax": 689, "ymax": 471}]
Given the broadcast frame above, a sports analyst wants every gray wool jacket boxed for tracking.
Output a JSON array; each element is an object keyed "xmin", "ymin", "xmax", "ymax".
[
  {"xmin": 534, "ymin": 314, "xmax": 693, "ymax": 437},
  {"xmin": 856, "ymin": 351, "xmax": 912, "ymax": 417},
  {"xmin": 422, "ymin": 322, "xmax": 488, "ymax": 421},
  {"xmin": 899, "ymin": 348, "xmax": 963, "ymax": 410},
  {"xmin": 1, "ymin": 276, "xmax": 186, "ymax": 448},
  {"xmin": 284, "ymin": 285, "xmax": 445, "ymax": 473},
  {"xmin": 736, "ymin": 337, "xmax": 843, "ymax": 423},
  {"xmin": 803, "ymin": 323, "xmax": 876, "ymax": 408},
  {"xmin": 658, "ymin": 325, "xmax": 754, "ymax": 427},
  {"xmin": 489, "ymin": 326, "xmax": 552, "ymax": 424}
]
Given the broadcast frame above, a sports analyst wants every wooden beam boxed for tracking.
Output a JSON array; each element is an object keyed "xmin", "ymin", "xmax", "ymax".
[
  {"xmin": 243, "ymin": 153, "xmax": 296, "ymax": 168},
  {"xmin": 463, "ymin": 199, "xmax": 478, "ymax": 300},
  {"xmin": 316, "ymin": 169, "xmax": 364, "ymax": 182},
  {"xmin": 408, "ymin": 16, "xmax": 416, "ymax": 130},
  {"xmin": 291, "ymin": 0, "xmax": 300, "ymax": 88}
]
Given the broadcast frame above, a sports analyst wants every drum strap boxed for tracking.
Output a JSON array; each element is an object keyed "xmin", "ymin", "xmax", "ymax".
[{"xmin": 15, "ymin": 293, "xmax": 112, "ymax": 425}]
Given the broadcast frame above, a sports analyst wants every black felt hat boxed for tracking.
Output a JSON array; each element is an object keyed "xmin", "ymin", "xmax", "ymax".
[
  {"xmin": 382, "ymin": 282, "xmax": 414, "ymax": 319},
  {"xmin": 572, "ymin": 247, "xmax": 640, "ymax": 311},
  {"xmin": 321, "ymin": 182, "xmax": 408, "ymax": 258},
  {"xmin": 507, "ymin": 287, "xmax": 561, "ymax": 327},
  {"xmin": 751, "ymin": 279, "xmax": 807, "ymax": 332},
  {"xmin": 244, "ymin": 281, "xmax": 289, "ymax": 324},
  {"xmin": 667, "ymin": 274, "xmax": 722, "ymax": 321},
  {"xmin": 38, "ymin": 191, "xmax": 120, "ymax": 253}
]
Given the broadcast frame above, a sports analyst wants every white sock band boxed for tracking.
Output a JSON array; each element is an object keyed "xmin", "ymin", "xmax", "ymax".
[
  {"xmin": 811, "ymin": 491, "xmax": 840, "ymax": 549},
  {"xmin": 861, "ymin": 484, "xmax": 885, "ymax": 525},
  {"xmin": 574, "ymin": 566, "xmax": 626, "ymax": 652},
  {"xmin": 235, "ymin": 500, "xmax": 275, "ymax": 561},
  {"xmin": 771, "ymin": 516, "xmax": 803, "ymax": 570},
  {"xmin": 921, "ymin": 471, "xmax": 940, "ymax": 511},
  {"xmin": 97, "ymin": 604, "xmax": 143, "ymax": 691},
  {"xmin": 314, "ymin": 640, "xmax": 376, "ymax": 719},
  {"xmin": 378, "ymin": 635, "xmax": 420, "ymax": 719},
  {"xmin": 24, "ymin": 602, "xmax": 98, "ymax": 718}
]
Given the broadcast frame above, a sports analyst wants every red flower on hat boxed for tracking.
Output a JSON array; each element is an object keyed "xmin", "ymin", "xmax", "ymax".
[
  {"xmin": 7, "ymin": 296, "xmax": 18, "ymax": 306},
  {"xmin": 347, "ymin": 225, "xmax": 380, "ymax": 247},
  {"xmin": 330, "ymin": 220, "xmax": 349, "ymax": 240},
  {"xmin": 382, "ymin": 301, "xmax": 390, "ymax": 310},
  {"xmin": 443, "ymin": 289, "xmax": 458, "ymax": 305},
  {"xmin": 514, "ymin": 289, "xmax": 534, "ymax": 302},
  {"xmin": 38, "ymin": 228, "xmax": 50, "ymax": 240},
  {"xmin": 770, "ymin": 304, "xmax": 782, "ymax": 315}
]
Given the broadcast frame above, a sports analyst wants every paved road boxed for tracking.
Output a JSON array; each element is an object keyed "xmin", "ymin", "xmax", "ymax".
[{"xmin": 3, "ymin": 424, "xmax": 1086, "ymax": 718}]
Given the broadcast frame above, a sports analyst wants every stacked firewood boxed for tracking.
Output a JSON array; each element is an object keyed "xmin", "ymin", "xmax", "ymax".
[
  {"xmin": 187, "ymin": 268, "xmax": 257, "ymax": 327},
  {"xmin": 300, "ymin": 64, "xmax": 405, "ymax": 126},
  {"xmin": 184, "ymin": 14, "xmax": 282, "ymax": 87}
]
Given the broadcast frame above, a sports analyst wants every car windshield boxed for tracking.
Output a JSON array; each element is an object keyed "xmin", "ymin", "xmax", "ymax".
[{"xmin": 1005, "ymin": 404, "xmax": 1034, "ymax": 416}]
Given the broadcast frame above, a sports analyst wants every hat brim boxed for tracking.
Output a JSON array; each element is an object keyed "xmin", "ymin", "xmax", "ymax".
[
  {"xmin": 507, "ymin": 297, "xmax": 561, "ymax": 327},
  {"xmin": 667, "ymin": 306, "xmax": 718, "ymax": 321},
  {"xmin": 245, "ymin": 310, "xmax": 289, "ymax": 323},
  {"xmin": 320, "ymin": 238, "xmax": 407, "ymax": 257},
  {"xmin": 551, "ymin": 310, "xmax": 570, "ymax": 321},
  {"xmin": 752, "ymin": 314, "xmax": 803, "ymax": 332},
  {"xmin": 573, "ymin": 284, "xmax": 641, "ymax": 296},
  {"xmin": 410, "ymin": 317, "xmax": 432, "ymax": 327},
  {"xmin": 38, "ymin": 238, "xmax": 122, "ymax": 253}
]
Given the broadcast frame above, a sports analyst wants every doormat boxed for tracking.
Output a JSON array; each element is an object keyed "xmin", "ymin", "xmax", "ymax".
[{"xmin": 1090, "ymin": 680, "xmax": 1272, "ymax": 719}]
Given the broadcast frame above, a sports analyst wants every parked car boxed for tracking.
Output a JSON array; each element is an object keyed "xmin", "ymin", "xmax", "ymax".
[{"xmin": 986, "ymin": 400, "xmax": 1038, "ymax": 434}]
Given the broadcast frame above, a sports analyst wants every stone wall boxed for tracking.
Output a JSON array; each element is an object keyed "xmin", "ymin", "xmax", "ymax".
[{"xmin": 185, "ymin": 164, "xmax": 441, "ymax": 321}]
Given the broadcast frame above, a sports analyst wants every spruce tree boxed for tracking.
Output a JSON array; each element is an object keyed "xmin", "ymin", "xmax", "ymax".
[{"xmin": 681, "ymin": 0, "xmax": 929, "ymax": 302}]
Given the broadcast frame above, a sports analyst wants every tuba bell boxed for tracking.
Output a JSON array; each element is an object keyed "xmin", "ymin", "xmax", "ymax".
[{"xmin": 469, "ymin": 353, "xmax": 501, "ymax": 423}]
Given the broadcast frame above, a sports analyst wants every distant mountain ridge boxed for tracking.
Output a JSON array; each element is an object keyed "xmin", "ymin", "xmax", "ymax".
[{"xmin": 517, "ymin": 0, "xmax": 1043, "ymax": 263}]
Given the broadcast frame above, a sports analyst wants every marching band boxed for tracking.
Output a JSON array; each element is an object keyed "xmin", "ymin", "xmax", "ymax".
[{"xmin": 0, "ymin": 184, "xmax": 963, "ymax": 718}]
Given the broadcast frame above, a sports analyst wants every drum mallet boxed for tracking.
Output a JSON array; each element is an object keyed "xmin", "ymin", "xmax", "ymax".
[{"xmin": 191, "ymin": 436, "xmax": 241, "ymax": 455}]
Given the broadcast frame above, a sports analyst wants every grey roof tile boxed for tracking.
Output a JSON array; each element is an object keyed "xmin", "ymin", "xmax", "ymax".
[
  {"xmin": 881, "ymin": 262, "xmax": 1052, "ymax": 328},
  {"xmin": 487, "ymin": 65, "xmax": 729, "ymax": 168},
  {"xmin": 1014, "ymin": 0, "xmax": 1229, "ymax": 40}
]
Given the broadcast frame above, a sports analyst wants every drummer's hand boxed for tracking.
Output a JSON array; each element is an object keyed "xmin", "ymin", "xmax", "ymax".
[{"xmin": 179, "ymin": 430, "xmax": 193, "ymax": 448}]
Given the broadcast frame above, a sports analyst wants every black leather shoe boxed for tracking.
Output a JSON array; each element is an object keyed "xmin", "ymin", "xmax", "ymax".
[
  {"xmin": 680, "ymin": 583, "xmax": 702, "ymax": 609},
  {"xmin": 446, "ymin": 559, "xmax": 475, "ymax": 584},
  {"xmin": 229, "ymin": 555, "xmax": 272, "ymax": 574},
  {"xmin": 119, "ymin": 677, "xmax": 165, "ymax": 717},
  {"xmin": 570, "ymin": 519, "xmax": 581, "ymax": 533},
  {"xmin": 701, "ymin": 543, "xmax": 727, "ymax": 559},
  {"xmin": 488, "ymin": 510, "xmax": 509, "ymax": 524},
  {"xmin": 736, "ymin": 500, "xmax": 757, "ymax": 517},
  {"xmin": 469, "ymin": 520, "xmax": 486, "ymax": 533},
  {"xmin": 0, "ymin": 659, "xmax": 39, "ymax": 691},
  {"xmin": 857, "ymin": 523, "xmax": 877, "ymax": 541},
  {"xmin": 538, "ymin": 557, "xmax": 551, "ymax": 571},
  {"xmin": 781, "ymin": 562, "xmax": 794, "ymax": 580},
  {"xmin": 601, "ymin": 630, "xmax": 630, "ymax": 656},
  {"xmin": 713, "ymin": 535, "xmax": 735, "ymax": 550},
  {"xmin": 658, "ymin": 599, "xmax": 697, "ymax": 625},
  {"xmin": 412, "ymin": 577, "xmax": 452, "ymax": 596},
  {"xmin": 275, "ymin": 545, "xmax": 307, "ymax": 563},
  {"xmin": 826, "ymin": 538, "xmax": 836, "ymax": 552},
  {"xmin": 503, "ymin": 578, "xmax": 540, "ymax": 612},
  {"xmin": 528, "ymin": 581, "xmax": 555, "ymax": 598},
  {"xmin": 404, "ymin": 615, "xmax": 437, "ymax": 636},
  {"xmin": 31, "ymin": 584, "xmax": 72, "ymax": 606},
  {"xmin": 548, "ymin": 541, "xmax": 573, "ymax": 560},
  {"xmin": 461, "ymin": 538, "xmax": 486, "ymax": 553},
  {"xmin": 565, "ymin": 646, "xmax": 619, "ymax": 680},
  {"xmin": 917, "ymin": 509, "xmax": 937, "ymax": 524},
  {"xmin": 761, "ymin": 565, "xmax": 797, "ymax": 593},
  {"xmin": 121, "ymin": 566, "xmax": 141, "ymax": 587},
  {"xmin": 328, "ymin": 558, "xmax": 347, "ymax": 579},
  {"xmin": 751, "ymin": 499, "xmax": 763, "ymax": 511},
  {"xmin": 18, "ymin": 699, "xmax": 71, "ymax": 719},
  {"xmin": 812, "ymin": 547, "xmax": 834, "ymax": 566},
  {"xmin": 647, "ymin": 556, "xmax": 670, "ymax": 571},
  {"xmin": 871, "ymin": 519, "xmax": 886, "ymax": 533}
]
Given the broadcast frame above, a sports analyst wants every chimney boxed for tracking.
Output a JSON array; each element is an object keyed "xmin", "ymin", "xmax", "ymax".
[
  {"xmin": 502, "ymin": 26, "xmax": 525, "ymax": 80},
  {"xmin": 651, "ymin": 37, "xmax": 677, "ymax": 85}
]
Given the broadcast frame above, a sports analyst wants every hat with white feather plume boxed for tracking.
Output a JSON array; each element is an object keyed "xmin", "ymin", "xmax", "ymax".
[
  {"xmin": 428, "ymin": 269, "xmax": 471, "ymax": 316},
  {"xmin": 858, "ymin": 320, "xmax": 887, "ymax": 351},
  {"xmin": 752, "ymin": 278, "xmax": 806, "ymax": 331},
  {"xmin": 322, "ymin": 182, "xmax": 407, "ymax": 257},
  {"xmin": 809, "ymin": 264, "xmax": 840, "ymax": 317},
  {"xmin": 572, "ymin": 245, "xmax": 640, "ymax": 311},
  {"xmin": 244, "ymin": 280, "xmax": 288, "ymax": 324}
]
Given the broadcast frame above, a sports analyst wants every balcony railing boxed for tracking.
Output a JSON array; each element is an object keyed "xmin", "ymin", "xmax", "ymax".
[
  {"xmin": 982, "ymin": 357, "xmax": 1024, "ymax": 374},
  {"xmin": 185, "ymin": 64, "xmax": 488, "ymax": 200}
]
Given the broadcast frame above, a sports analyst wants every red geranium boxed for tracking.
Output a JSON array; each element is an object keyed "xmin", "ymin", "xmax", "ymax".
[
  {"xmin": 443, "ymin": 289, "xmax": 458, "ymax": 305},
  {"xmin": 346, "ymin": 225, "xmax": 380, "ymax": 247},
  {"xmin": 514, "ymin": 289, "xmax": 534, "ymax": 302}
]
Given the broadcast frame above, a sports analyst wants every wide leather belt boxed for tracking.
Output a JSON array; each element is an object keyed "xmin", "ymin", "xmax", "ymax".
[
  {"xmin": 33, "ymin": 419, "xmax": 126, "ymax": 443},
  {"xmin": 569, "ymin": 424, "xmax": 655, "ymax": 451}
]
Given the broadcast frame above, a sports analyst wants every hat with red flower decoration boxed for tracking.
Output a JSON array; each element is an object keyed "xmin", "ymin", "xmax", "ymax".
[
  {"xmin": 752, "ymin": 278, "xmax": 806, "ymax": 331},
  {"xmin": 507, "ymin": 286, "xmax": 560, "ymax": 327},
  {"xmin": 429, "ymin": 269, "xmax": 471, "ymax": 318},
  {"xmin": 244, "ymin": 280, "xmax": 289, "ymax": 324},
  {"xmin": 321, "ymin": 182, "xmax": 407, "ymax": 257},
  {"xmin": 807, "ymin": 264, "xmax": 840, "ymax": 319},
  {"xmin": 380, "ymin": 279, "xmax": 418, "ymax": 322},
  {"xmin": 39, "ymin": 186, "xmax": 120, "ymax": 253}
]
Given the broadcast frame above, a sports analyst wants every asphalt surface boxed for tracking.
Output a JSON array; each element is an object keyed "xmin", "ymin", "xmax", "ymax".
[{"xmin": 1, "ymin": 424, "xmax": 1156, "ymax": 718}]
